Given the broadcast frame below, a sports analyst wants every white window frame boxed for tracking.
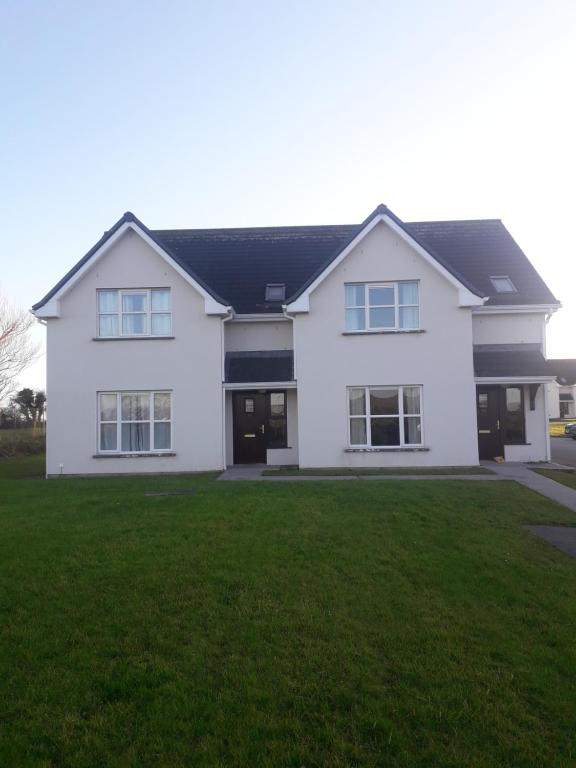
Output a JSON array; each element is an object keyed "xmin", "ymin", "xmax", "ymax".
[
  {"xmin": 344, "ymin": 281, "xmax": 419, "ymax": 332},
  {"xmin": 347, "ymin": 385, "xmax": 423, "ymax": 448},
  {"xmin": 97, "ymin": 391, "xmax": 172, "ymax": 454},
  {"xmin": 97, "ymin": 288, "xmax": 172, "ymax": 338}
]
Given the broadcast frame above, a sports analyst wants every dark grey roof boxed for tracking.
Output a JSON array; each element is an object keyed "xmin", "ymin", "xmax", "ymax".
[
  {"xmin": 225, "ymin": 351, "xmax": 294, "ymax": 383},
  {"xmin": 548, "ymin": 359, "xmax": 576, "ymax": 386},
  {"xmin": 473, "ymin": 344, "xmax": 554, "ymax": 378},
  {"xmin": 33, "ymin": 206, "xmax": 559, "ymax": 314},
  {"xmin": 405, "ymin": 220, "xmax": 558, "ymax": 307},
  {"xmin": 154, "ymin": 215, "xmax": 557, "ymax": 313}
]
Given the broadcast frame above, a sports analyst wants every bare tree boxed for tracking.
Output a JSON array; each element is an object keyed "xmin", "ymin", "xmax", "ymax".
[{"xmin": 0, "ymin": 295, "xmax": 39, "ymax": 402}]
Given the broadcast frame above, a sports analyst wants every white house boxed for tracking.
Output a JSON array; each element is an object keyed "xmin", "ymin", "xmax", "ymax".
[
  {"xmin": 32, "ymin": 205, "xmax": 560, "ymax": 476},
  {"xmin": 547, "ymin": 360, "xmax": 576, "ymax": 419}
]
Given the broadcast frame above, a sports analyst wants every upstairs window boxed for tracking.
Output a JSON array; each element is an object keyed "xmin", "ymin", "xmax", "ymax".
[
  {"xmin": 490, "ymin": 275, "xmax": 517, "ymax": 293},
  {"xmin": 345, "ymin": 282, "xmax": 419, "ymax": 332},
  {"xmin": 265, "ymin": 283, "xmax": 286, "ymax": 302},
  {"xmin": 98, "ymin": 289, "xmax": 172, "ymax": 337}
]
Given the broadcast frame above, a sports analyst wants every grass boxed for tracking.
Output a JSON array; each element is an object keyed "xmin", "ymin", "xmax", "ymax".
[
  {"xmin": 533, "ymin": 468, "xmax": 576, "ymax": 491},
  {"xmin": 262, "ymin": 465, "xmax": 494, "ymax": 477},
  {"xmin": 2, "ymin": 455, "xmax": 576, "ymax": 767}
]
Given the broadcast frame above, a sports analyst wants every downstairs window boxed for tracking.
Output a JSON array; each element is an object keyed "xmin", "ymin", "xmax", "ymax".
[
  {"xmin": 98, "ymin": 391, "xmax": 172, "ymax": 453},
  {"xmin": 348, "ymin": 385, "xmax": 423, "ymax": 447}
]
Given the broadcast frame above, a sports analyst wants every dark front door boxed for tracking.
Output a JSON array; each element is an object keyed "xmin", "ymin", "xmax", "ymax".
[
  {"xmin": 233, "ymin": 393, "xmax": 268, "ymax": 463},
  {"xmin": 476, "ymin": 386, "xmax": 503, "ymax": 460}
]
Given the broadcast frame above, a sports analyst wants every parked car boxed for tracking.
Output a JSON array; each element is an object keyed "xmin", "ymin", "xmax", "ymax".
[{"xmin": 565, "ymin": 423, "xmax": 576, "ymax": 439}]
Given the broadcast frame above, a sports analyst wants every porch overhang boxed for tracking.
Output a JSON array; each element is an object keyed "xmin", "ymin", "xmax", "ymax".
[
  {"xmin": 474, "ymin": 376, "xmax": 556, "ymax": 384},
  {"xmin": 473, "ymin": 344, "xmax": 554, "ymax": 382},
  {"xmin": 225, "ymin": 350, "xmax": 294, "ymax": 385},
  {"xmin": 223, "ymin": 381, "xmax": 297, "ymax": 390}
]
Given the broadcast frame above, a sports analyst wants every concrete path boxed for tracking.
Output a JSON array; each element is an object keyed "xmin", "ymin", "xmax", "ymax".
[
  {"xmin": 489, "ymin": 462, "xmax": 576, "ymax": 513},
  {"xmin": 218, "ymin": 466, "xmax": 502, "ymax": 482},
  {"xmin": 525, "ymin": 525, "xmax": 576, "ymax": 558},
  {"xmin": 218, "ymin": 465, "xmax": 269, "ymax": 481}
]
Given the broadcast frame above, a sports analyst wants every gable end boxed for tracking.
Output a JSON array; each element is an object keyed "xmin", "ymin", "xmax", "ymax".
[{"xmin": 32, "ymin": 212, "xmax": 231, "ymax": 318}]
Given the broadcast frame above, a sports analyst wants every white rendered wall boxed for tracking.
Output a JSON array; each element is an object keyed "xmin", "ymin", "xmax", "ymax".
[
  {"xmin": 472, "ymin": 313, "xmax": 545, "ymax": 347},
  {"xmin": 547, "ymin": 382, "xmax": 560, "ymax": 419},
  {"xmin": 293, "ymin": 220, "xmax": 479, "ymax": 468},
  {"xmin": 225, "ymin": 320, "xmax": 292, "ymax": 351},
  {"xmin": 45, "ymin": 229, "xmax": 224, "ymax": 475}
]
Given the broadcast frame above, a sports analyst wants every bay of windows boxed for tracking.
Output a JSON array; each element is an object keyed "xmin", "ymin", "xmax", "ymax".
[
  {"xmin": 99, "ymin": 391, "xmax": 171, "ymax": 453},
  {"xmin": 98, "ymin": 289, "xmax": 172, "ymax": 337},
  {"xmin": 345, "ymin": 282, "xmax": 419, "ymax": 332},
  {"xmin": 348, "ymin": 385, "xmax": 422, "ymax": 447}
]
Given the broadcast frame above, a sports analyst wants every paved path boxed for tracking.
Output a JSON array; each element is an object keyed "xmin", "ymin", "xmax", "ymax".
[
  {"xmin": 218, "ymin": 466, "xmax": 501, "ymax": 482},
  {"xmin": 489, "ymin": 462, "xmax": 576, "ymax": 513},
  {"xmin": 525, "ymin": 525, "xmax": 576, "ymax": 558}
]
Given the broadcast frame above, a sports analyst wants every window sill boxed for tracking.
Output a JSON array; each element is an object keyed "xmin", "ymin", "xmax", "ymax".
[
  {"xmin": 92, "ymin": 336, "xmax": 175, "ymax": 341},
  {"xmin": 342, "ymin": 329, "xmax": 425, "ymax": 336},
  {"xmin": 93, "ymin": 452, "xmax": 176, "ymax": 458},
  {"xmin": 345, "ymin": 446, "xmax": 429, "ymax": 453}
]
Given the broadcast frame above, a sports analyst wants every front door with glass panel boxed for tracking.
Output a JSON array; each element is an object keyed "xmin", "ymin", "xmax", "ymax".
[
  {"xmin": 233, "ymin": 391, "xmax": 288, "ymax": 464},
  {"xmin": 476, "ymin": 386, "xmax": 503, "ymax": 460},
  {"xmin": 233, "ymin": 393, "xmax": 268, "ymax": 463}
]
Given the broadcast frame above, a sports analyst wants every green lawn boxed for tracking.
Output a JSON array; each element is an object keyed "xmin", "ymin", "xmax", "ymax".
[
  {"xmin": 2, "ymin": 456, "xmax": 576, "ymax": 767},
  {"xmin": 533, "ymin": 468, "xmax": 576, "ymax": 490},
  {"xmin": 262, "ymin": 465, "xmax": 493, "ymax": 476}
]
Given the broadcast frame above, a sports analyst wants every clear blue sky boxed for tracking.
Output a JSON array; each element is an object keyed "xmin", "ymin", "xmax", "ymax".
[{"xmin": 1, "ymin": 0, "xmax": 575, "ymax": 390}]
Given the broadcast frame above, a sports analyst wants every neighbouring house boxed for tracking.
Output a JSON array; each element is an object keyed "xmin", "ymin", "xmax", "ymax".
[
  {"xmin": 32, "ymin": 204, "xmax": 560, "ymax": 476},
  {"xmin": 547, "ymin": 360, "xmax": 576, "ymax": 419}
]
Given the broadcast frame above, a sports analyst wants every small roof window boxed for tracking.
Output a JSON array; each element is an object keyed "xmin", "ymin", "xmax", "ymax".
[
  {"xmin": 490, "ymin": 275, "xmax": 517, "ymax": 293},
  {"xmin": 265, "ymin": 283, "xmax": 286, "ymax": 302}
]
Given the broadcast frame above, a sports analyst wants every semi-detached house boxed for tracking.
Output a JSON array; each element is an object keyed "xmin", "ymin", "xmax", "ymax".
[{"xmin": 32, "ymin": 204, "xmax": 560, "ymax": 476}]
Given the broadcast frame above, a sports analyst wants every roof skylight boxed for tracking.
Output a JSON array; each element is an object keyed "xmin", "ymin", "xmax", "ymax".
[
  {"xmin": 490, "ymin": 275, "xmax": 517, "ymax": 293},
  {"xmin": 265, "ymin": 283, "xmax": 286, "ymax": 302}
]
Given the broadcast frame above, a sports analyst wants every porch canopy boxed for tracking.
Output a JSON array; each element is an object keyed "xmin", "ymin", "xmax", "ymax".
[
  {"xmin": 473, "ymin": 344, "xmax": 554, "ymax": 382},
  {"xmin": 224, "ymin": 350, "xmax": 295, "ymax": 386}
]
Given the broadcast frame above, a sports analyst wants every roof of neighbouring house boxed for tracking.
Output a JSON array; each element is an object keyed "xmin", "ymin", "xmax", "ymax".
[
  {"xmin": 548, "ymin": 359, "xmax": 576, "ymax": 385},
  {"xmin": 225, "ymin": 351, "xmax": 294, "ymax": 383},
  {"xmin": 473, "ymin": 344, "xmax": 554, "ymax": 378},
  {"xmin": 32, "ymin": 207, "xmax": 560, "ymax": 314}
]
